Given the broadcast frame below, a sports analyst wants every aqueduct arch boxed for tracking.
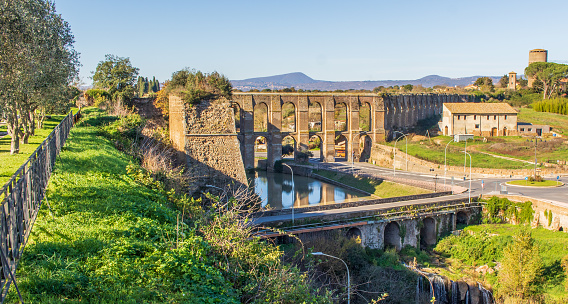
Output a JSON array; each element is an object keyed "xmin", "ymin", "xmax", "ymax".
[{"xmin": 231, "ymin": 93, "xmax": 474, "ymax": 169}]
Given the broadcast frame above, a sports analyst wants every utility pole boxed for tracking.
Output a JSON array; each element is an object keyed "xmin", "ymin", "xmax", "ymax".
[{"xmin": 534, "ymin": 137, "xmax": 538, "ymax": 179}]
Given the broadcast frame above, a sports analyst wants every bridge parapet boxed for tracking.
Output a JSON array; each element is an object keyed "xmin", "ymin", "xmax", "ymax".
[{"xmin": 256, "ymin": 198, "xmax": 481, "ymax": 250}]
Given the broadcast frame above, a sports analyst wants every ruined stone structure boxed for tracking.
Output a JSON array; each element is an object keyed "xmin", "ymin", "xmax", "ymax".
[
  {"xmin": 169, "ymin": 95, "xmax": 248, "ymax": 194},
  {"xmin": 232, "ymin": 93, "xmax": 474, "ymax": 169}
]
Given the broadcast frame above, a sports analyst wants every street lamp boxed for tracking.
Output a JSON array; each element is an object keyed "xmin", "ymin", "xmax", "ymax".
[
  {"xmin": 282, "ymin": 163, "xmax": 295, "ymax": 224},
  {"xmin": 461, "ymin": 151, "xmax": 472, "ymax": 204},
  {"xmin": 393, "ymin": 131, "xmax": 408, "ymax": 176},
  {"xmin": 444, "ymin": 138, "xmax": 455, "ymax": 190},
  {"xmin": 312, "ymin": 252, "xmax": 350, "ymax": 304}
]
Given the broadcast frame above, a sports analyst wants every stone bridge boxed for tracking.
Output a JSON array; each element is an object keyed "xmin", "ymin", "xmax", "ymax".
[
  {"xmin": 231, "ymin": 93, "xmax": 474, "ymax": 170},
  {"xmin": 256, "ymin": 198, "xmax": 481, "ymax": 250}
]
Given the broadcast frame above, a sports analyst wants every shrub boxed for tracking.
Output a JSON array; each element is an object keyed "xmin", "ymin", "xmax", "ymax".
[{"xmin": 167, "ymin": 69, "xmax": 232, "ymax": 105}]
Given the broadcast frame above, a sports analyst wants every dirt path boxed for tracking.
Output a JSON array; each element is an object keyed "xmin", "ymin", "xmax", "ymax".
[{"xmin": 467, "ymin": 145, "xmax": 533, "ymax": 164}]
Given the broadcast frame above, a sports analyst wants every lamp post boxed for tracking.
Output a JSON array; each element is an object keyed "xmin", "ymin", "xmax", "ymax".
[
  {"xmin": 393, "ymin": 131, "xmax": 408, "ymax": 176},
  {"xmin": 283, "ymin": 163, "xmax": 295, "ymax": 224},
  {"xmin": 463, "ymin": 137, "xmax": 470, "ymax": 174},
  {"xmin": 444, "ymin": 138, "xmax": 455, "ymax": 190},
  {"xmin": 312, "ymin": 252, "xmax": 350, "ymax": 304},
  {"xmin": 461, "ymin": 151, "xmax": 472, "ymax": 203}
]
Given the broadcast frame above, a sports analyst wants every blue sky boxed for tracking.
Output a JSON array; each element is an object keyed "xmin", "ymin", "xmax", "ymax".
[{"xmin": 54, "ymin": 0, "xmax": 568, "ymax": 85}]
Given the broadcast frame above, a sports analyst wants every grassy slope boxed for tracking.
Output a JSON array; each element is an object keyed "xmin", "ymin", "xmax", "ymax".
[
  {"xmin": 314, "ymin": 169, "xmax": 431, "ymax": 198},
  {"xmin": 11, "ymin": 109, "xmax": 237, "ymax": 303},
  {"xmin": 518, "ymin": 108, "xmax": 568, "ymax": 136},
  {"xmin": 435, "ymin": 224, "xmax": 568, "ymax": 301},
  {"xmin": 0, "ymin": 115, "xmax": 66, "ymax": 185}
]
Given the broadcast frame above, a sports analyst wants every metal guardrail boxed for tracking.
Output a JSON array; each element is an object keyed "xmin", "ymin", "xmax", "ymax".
[{"xmin": 0, "ymin": 110, "xmax": 79, "ymax": 302}]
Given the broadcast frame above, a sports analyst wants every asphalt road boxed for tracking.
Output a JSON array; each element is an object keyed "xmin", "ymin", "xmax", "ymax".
[{"xmin": 317, "ymin": 161, "xmax": 568, "ymax": 204}]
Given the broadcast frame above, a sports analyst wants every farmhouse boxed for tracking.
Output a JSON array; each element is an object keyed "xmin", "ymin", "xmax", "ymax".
[{"xmin": 439, "ymin": 103, "xmax": 518, "ymax": 137}]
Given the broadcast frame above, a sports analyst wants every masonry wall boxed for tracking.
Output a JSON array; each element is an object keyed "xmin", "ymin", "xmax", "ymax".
[
  {"xmin": 483, "ymin": 194, "xmax": 568, "ymax": 231},
  {"xmin": 169, "ymin": 95, "xmax": 248, "ymax": 195}
]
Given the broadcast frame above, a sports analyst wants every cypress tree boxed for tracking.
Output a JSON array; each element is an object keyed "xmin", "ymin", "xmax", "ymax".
[{"xmin": 137, "ymin": 76, "xmax": 144, "ymax": 97}]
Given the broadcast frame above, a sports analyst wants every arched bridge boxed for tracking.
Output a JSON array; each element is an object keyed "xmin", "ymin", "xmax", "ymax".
[
  {"xmin": 254, "ymin": 197, "xmax": 480, "ymax": 250},
  {"xmin": 231, "ymin": 93, "xmax": 474, "ymax": 170}
]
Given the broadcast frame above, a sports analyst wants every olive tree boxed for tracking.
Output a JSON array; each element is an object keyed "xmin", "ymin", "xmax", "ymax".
[{"xmin": 0, "ymin": 0, "xmax": 79, "ymax": 154}]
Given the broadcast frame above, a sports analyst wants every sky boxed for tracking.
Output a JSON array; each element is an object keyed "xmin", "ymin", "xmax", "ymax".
[{"xmin": 53, "ymin": 0, "xmax": 568, "ymax": 85}]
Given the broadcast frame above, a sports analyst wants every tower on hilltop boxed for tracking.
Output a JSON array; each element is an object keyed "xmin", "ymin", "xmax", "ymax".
[{"xmin": 528, "ymin": 49, "xmax": 548, "ymax": 87}]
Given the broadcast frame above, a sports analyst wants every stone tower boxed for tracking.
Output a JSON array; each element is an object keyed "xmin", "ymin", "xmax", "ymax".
[
  {"xmin": 169, "ymin": 95, "xmax": 248, "ymax": 196},
  {"xmin": 508, "ymin": 72, "xmax": 517, "ymax": 90},
  {"xmin": 528, "ymin": 49, "xmax": 548, "ymax": 87}
]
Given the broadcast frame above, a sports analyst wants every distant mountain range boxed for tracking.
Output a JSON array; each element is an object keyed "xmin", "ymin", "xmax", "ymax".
[{"xmin": 231, "ymin": 72, "xmax": 504, "ymax": 91}]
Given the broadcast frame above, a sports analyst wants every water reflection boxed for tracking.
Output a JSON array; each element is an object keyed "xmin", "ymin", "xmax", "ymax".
[{"xmin": 248, "ymin": 171, "xmax": 367, "ymax": 210}]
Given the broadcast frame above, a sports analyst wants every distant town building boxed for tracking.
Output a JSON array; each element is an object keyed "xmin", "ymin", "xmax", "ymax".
[
  {"xmin": 439, "ymin": 103, "xmax": 518, "ymax": 137},
  {"xmin": 528, "ymin": 49, "xmax": 548, "ymax": 87},
  {"xmin": 508, "ymin": 72, "xmax": 517, "ymax": 90}
]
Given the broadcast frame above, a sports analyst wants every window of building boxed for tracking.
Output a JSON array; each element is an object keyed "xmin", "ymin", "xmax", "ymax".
[
  {"xmin": 457, "ymin": 115, "xmax": 460, "ymax": 120},
  {"xmin": 487, "ymin": 115, "xmax": 490, "ymax": 120},
  {"xmin": 505, "ymin": 115, "xmax": 507, "ymax": 120},
  {"xmin": 494, "ymin": 115, "xmax": 497, "ymax": 120},
  {"xmin": 520, "ymin": 128, "xmax": 525, "ymax": 131},
  {"xmin": 475, "ymin": 124, "xmax": 480, "ymax": 129},
  {"xmin": 474, "ymin": 115, "xmax": 477, "ymax": 120},
  {"xmin": 528, "ymin": 128, "xmax": 532, "ymax": 131},
  {"xmin": 464, "ymin": 115, "xmax": 467, "ymax": 120}
]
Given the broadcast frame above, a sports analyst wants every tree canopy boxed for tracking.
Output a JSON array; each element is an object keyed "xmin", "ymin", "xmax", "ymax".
[
  {"xmin": 474, "ymin": 77, "xmax": 495, "ymax": 92},
  {"xmin": 92, "ymin": 54, "xmax": 139, "ymax": 102},
  {"xmin": 525, "ymin": 62, "xmax": 568, "ymax": 99},
  {"xmin": 167, "ymin": 68, "xmax": 232, "ymax": 104},
  {"xmin": 0, "ymin": 0, "xmax": 79, "ymax": 153}
]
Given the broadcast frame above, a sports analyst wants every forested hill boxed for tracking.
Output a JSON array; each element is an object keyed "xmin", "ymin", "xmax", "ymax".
[{"xmin": 231, "ymin": 72, "xmax": 502, "ymax": 91}]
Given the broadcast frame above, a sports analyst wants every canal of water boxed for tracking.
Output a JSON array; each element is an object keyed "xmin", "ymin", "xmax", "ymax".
[{"xmin": 247, "ymin": 171, "xmax": 371, "ymax": 210}]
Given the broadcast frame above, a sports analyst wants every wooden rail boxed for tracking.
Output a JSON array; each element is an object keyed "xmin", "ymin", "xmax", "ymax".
[{"xmin": 0, "ymin": 110, "xmax": 79, "ymax": 302}]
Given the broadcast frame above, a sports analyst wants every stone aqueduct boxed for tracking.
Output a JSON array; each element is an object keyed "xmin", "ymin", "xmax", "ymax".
[{"xmin": 231, "ymin": 93, "xmax": 474, "ymax": 169}]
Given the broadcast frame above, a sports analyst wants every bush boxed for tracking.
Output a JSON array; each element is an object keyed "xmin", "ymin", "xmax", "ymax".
[{"xmin": 167, "ymin": 69, "xmax": 232, "ymax": 105}]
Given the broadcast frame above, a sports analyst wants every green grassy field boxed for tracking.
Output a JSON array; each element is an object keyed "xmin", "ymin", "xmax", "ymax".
[
  {"xmin": 386, "ymin": 136, "xmax": 532, "ymax": 169},
  {"xmin": 507, "ymin": 179, "xmax": 561, "ymax": 187},
  {"xmin": 518, "ymin": 108, "xmax": 568, "ymax": 136},
  {"xmin": 0, "ymin": 114, "xmax": 67, "ymax": 185},
  {"xmin": 313, "ymin": 169, "xmax": 431, "ymax": 198}
]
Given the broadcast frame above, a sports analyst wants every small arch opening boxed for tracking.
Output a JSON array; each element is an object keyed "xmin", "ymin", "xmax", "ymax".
[
  {"xmin": 335, "ymin": 134, "xmax": 348, "ymax": 161},
  {"xmin": 254, "ymin": 103, "xmax": 268, "ymax": 132},
  {"xmin": 384, "ymin": 222, "xmax": 401, "ymax": 251},
  {"xmin": 308, "ymin": 101, "xmax": 322, "ymax": 132},
  {"xmin": 282, "ymin": 135, "xmax": 296, "ymax": 160},
  {"xmin": 282, "ymin": 102, "xmax": 296, "ymax": 132},
  {"xmin": 420, "ymin": 217, "xmax": 437, "ymax": 248}
]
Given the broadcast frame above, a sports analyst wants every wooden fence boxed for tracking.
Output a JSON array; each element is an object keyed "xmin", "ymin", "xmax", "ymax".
[{"xmin": 0, "ymin": 110, "xmax": 79, "ymax": 302}]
